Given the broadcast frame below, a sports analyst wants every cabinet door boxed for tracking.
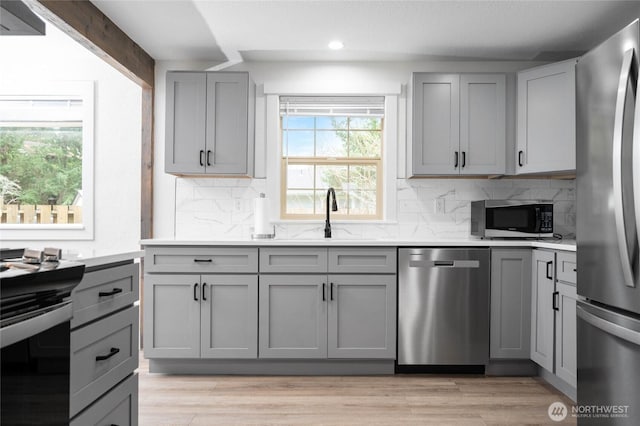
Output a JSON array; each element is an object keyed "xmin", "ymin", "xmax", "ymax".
[
  {"xmin": 555, "ymin": 281, "xmax": 577, "ymax": 387},
  {"xmin": 412, "ymin": 73, "xmax": 460, "ymax": 175},
  {"xmin": 143, "ymin": 274, "xmax": 200, "ymax": 358},
  {"xmin": 490, "ymin": 249, "xmax": 532, "ymax": 359},
  {"xmin": 205, "ymin": 72, "xmax": 250, "ymax": 175},
  {"xmin": 460, "ymin": 74, "xmax": 506, "ymax": 175},
  {"xmin": 200, "ymin": 275, "xmax": 258, "ymax": 358},
  {"xmin": 327, "ymin": 275, "xmax": 396, "ymax": 359},
  {"xmin": 530, "ymin": 250, "xmax": 555, "ymax": 371},
  {"xmin": 165, "ymin": 72, "xmax": 207, "ymax": 174},
  {"xmin": 259, "ymin": 275, "xmax": 327, "ymax": 358},
  {"xmin": 516, "ymin": 59, "xmax": 577, "ymax": 174}
]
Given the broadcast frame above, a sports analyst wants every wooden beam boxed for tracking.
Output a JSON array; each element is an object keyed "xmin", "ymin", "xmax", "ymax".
[
  {"xmin": 27, "ymin": 0, "xmax": 154, "ymax": 88},
  {"xmin": 26, "ymin": 0, "xmax": 155, "ymax": 240}
]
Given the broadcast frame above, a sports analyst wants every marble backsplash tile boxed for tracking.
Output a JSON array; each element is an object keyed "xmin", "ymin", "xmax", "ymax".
[{"xmin": 174, "ymin": 177, "xmax": 576, "ymax": 241}]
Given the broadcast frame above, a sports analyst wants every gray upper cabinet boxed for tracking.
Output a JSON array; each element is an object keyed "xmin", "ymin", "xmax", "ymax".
[
  {"xmin": 516, "ymin": 59, "xmax": 577, "ymax": 174},
  {"xmin": 530, "ymin": 249, "xmax": 555, "ymax": 372},
  {"xmin": 165, "ymin": 71, "xmax": 254, "ymax": 176},
  {"xmin": 327, "ymin": 275, "xmax": 396, "ymax": 359},
  {"xmin": 490, "ymin": 249, "xmax": 532, "ymax": 359},
  {"xmin": 259, "ymin": 275, "xmax": 328, "ymax": 358},
  {"xmin": 412, "ymin": 73, "xmax": 506, "ymax": 176}
]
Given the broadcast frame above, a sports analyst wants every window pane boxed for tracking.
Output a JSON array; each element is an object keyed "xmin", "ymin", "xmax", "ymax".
[
  {"xmin": 349, "ymin": 117, "xmax": 381, "ymax": 130},
  {"xmin": 316, "ymin": 116, "xmax": 347, "ymax": 129},
  {"xmin": 315, "ymin": 189, "xmax": 347, "ymax": 215},
  {"xmin": 282, "ymin": 115, "xmax": 314, "ymax": 130},
  {"xmin": 349, "ymin": 165, "xmax": 377, "ymax": 190},
  {"xmin": 0, "ymin": 126, "xmax": 83, "ymax": 224},
  {"xmin": 316, "ymin": 165, "xmax": 347, "ymax": 190},
  {"xmin": 286, "ymin": 190, "xmax": 314, "ymax": 215},
  {"xmin": 283, "ymin": 130, "xmax": 314, "ymax": 156},
  {"xmin": 316, "ymin": 130, "xmax": 346, "ymax": 157},
  {"xmin": 348, "ymin": 190, "xmax": 377, "ymax": 215},
  {"xmin": 348, "ymin": 130, "xmax": 381, "ymax": 158},
  {"xmin": 286, "ymin": 164, "xmax": 314, "ymax": 189}
]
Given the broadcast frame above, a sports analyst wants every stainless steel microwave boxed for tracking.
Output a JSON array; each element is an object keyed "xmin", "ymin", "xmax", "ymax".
[{"xmin": 470, "ymin": 200, "xmax": 553, "ymax": 239}]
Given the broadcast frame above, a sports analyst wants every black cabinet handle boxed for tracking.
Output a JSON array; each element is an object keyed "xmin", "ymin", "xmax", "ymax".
[
  {"xmin": 194, "ymin": 258, "xmax": 212, "ymax": 263},
  {"xmin": 330, "ymin": 282, "xmax": 334, "ymax": 301},
  {"xmin": 199, "ymin": 150, "xmax": 204, "ymax": 167},
  {"xmin": 454, "ymin": 151, "xmax": 459, "ymax": 168},
  {"xmin": 573, "ymin": 268, "xmax": 577, "ymax": 272},
  {"xmin": 96, "ymin": 347, "xmax": 120, "ymax": 361},
  {"xmin": 518, "ymin": 150, "xmax": 524, "ymax": 167},
  {"xmin": 546, "ymin": 261, "xmax": 553, "ymax": 280},
  {"xmin": 207, "ymin": 150, "xmax": 212, "ymax": 166},
  {"xmin": 194, "ymin": 283, "xmax": 199, "ymax": 301},
  {"xmin": 322, "ymin": 283, "xmax": 326, "ymax": 301},
  {"xmin": 552, "ymin": 291, "xmax": 560, "ymax": 311},
  {"xmin": 202, "ymin": 283, "xmax": 207, "ymax": 301},
  {"xmin": 462, "ymin": 151, "xmax": 466, "ymax": 168},
  {"xmin": 98, "ymin": 288, "xmax": 123, "ymax": 297}
]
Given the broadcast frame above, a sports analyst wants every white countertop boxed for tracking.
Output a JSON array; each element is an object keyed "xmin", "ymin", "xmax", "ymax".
[
  {"xmin": 141, "ymin": 238, "xmax": 576, "ymax": 252},
  {"xmin": 61, "ymin": 249, "xmax": 144, "ymax": 268}
]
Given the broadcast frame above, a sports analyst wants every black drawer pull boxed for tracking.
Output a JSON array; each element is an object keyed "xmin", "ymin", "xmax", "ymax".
[
  {"xmin": 573, "ymin": 268, "xmax": 577, "ymax": 272},
  {"xmin": 199, "ymin": 150, "xmax": 204, "ymax": 167},
  {"xmin": 194, "ymin": 258, "xmax": 212, "ymax": 263},
  {"xmin": 98, "ymin": 288, "xmax": 123, "ymax": 297},
  {"xmin": 330, "ymin": 282, "xmax": 334, "ymax": 301},
  {"xmin": 461, "ymin": 151, "xmax": 466, "ymax": 168},
  {"xmin": 194, "ymin": 283, "xmax": 199, "ymax": 301},
  {"xmin": 96, "ymin": 347, "xmax": 120, "ymax": 361},
  {"xmin": 552, "ymin": 291, "xmax": 560, "ymax": 311},
  {"xmin": 202, "ymin": 283, "xmax": 207, "ymax": 301},
  {"xmin": 454, "ymin": 151, "xmax": 459, "ymax": 168},
  {"xmin": 207, "ymin": 150, "xmax": 212, "ymax": 166},
  {"xmin": 518, "ymin": 150, "xmax": 524, "ymax": 167}
]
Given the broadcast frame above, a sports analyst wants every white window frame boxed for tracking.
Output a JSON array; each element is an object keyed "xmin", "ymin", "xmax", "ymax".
[
  {"xmin": 263, "ymin": 83, "xmax": 400, "ymax": 224},
  {"xmin": 0, "ymin": 81, "xmax": 95, "ymax": 240}
]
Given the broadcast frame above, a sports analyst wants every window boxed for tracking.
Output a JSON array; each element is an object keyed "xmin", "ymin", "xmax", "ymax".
[
  {"xmin": 280, "ymin": 96, "xmax": 384, "ymax": 220},
  {"xmin": 0, "ymin": 82, "xmax": 94, "ymax": 239}
]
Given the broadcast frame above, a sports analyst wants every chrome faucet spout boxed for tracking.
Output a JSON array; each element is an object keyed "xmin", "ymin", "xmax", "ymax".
[{"xmin": 325, "ymin": 188, "xmax": 338, "ymax": 238}]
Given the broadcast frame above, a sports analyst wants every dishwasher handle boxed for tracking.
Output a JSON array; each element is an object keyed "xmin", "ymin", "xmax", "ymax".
[{"xmin": 409, "ymin": 259, "xmax": 481, "ymax": 268}]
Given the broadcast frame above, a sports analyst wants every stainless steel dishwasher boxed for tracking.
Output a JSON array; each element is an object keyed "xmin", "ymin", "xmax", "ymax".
[{"xmin": 398, "ymin": 248, "xmax": 490, "ymax": 371}]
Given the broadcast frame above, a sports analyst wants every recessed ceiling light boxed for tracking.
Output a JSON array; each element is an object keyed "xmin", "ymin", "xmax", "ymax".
[{"xmin": 328, "ymin": 40, "xmax": 344, "ymax": 50}]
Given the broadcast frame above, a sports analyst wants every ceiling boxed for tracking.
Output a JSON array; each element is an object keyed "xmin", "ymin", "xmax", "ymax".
[{"xmin": 91, "ymin": 0, "xmax": 640, "ymax": 64}]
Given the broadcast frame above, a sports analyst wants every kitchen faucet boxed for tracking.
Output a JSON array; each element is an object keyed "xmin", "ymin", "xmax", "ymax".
[{"xmin": 324, "ymin": 187, "xmax": 338, "ymax": 238}]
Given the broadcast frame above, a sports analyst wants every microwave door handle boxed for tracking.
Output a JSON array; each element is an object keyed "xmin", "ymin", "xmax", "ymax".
[{"xmin": 613, "ymin": 48, "xmax": 637, "ymax": 288}]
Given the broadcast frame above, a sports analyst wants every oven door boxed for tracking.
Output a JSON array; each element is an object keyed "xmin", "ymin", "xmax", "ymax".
[{"xmin": 1, "ymin": 301, "xmax": 72, "ymax": 425}]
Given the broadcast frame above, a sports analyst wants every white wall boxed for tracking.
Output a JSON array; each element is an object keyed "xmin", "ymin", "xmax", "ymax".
[
  {"xmin": 155, "ymin": 59, "xmax": 576, "ymax": 241},
  {"xmin": 0, "ymin": 22, "xmax": 142, "ymax": 253}
]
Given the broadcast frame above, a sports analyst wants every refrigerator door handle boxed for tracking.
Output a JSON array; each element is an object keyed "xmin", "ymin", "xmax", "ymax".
[
  {"xmin": 612, "ymin": 47, "xmax": 637, "ymax": 288},
  {"xmin": 577, "ymin": 305, "xmax": 640, "ymax": 347}
]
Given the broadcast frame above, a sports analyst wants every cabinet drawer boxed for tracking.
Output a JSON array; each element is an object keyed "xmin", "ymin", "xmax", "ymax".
[
  {"xmin": 556, "ymin": 251, "xmax": 577, "ymax": 285},
  {"xmin": 145, "ymin": 247, "xmax": 258, "ymax": 273},
  {"xmin": 71, "ymin": 263, "xmax": 139, "ymax": 328},
  {"xmin": 70, "ymin": 373, "xmax": 138, "ymax": 426},
  {"xmin": 329, "ymin": 248, "xmax": 397, "ymax": 274},
  {"xmin": 259, "ymin": 248, "xmax": 328, "ymax": 273},
  {"xmin": 70, "ymin": 306, "xmax": 139, "ymax": 417}
]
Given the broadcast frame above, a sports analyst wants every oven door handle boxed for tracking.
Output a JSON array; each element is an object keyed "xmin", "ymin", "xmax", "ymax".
[{"xmin": 1, "ymin": 301, "xmax": 72, "ymax": 349}]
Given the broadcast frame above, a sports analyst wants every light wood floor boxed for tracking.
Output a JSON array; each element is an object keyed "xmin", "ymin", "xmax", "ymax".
[{"xmin": 138, "ymin": 354, "xmax": 576, "ymax": 425}]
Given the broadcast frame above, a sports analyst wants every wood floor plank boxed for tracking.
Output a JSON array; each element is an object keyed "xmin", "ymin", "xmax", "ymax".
[{"xmin": 138, "ymin": 353, "xmax": 576, "ymax": 425}]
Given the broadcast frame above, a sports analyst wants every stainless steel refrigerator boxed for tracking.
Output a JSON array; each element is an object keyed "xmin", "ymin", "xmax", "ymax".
[{"xmin": 577, "ymin": 18, "xmax": 640, "ymax": 425}]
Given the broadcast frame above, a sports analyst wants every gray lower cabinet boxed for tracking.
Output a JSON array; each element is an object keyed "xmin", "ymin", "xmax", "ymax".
[
  {"xmin": 69, "ymin": 260, "xmax": 140, "ymax": 423},
  {"xmin": 555, "ymin": 281, "xmax": 577, "ymax": 388},
  {"xmin": 259, "ymin": 275, "xmax": 327, "ymax": 358},
  {"xmin": 490, "ymin": 249, "xmax": 532, "ymax": 359},
  {"xmin": 530, "ymin": 249, "xmax": 555, "ymax": 371},
  {"xmin": 144, "ymin": 273, "xmax": 258, "ymax": 358},
  {"xmin": 165, "ymin": 71, "xmax": 254, "ymax": 176},
  {"xmin": 327, "ymin": 275, "xmax": 396, "ymax": 359},
  {"xmin": 258, "ymin": 274, "xmax": 396, "ymax": 359}
]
